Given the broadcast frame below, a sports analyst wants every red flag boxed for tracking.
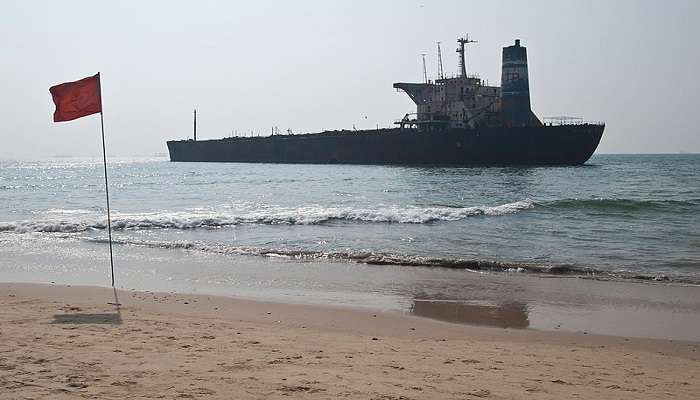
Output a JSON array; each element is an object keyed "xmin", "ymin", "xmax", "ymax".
[{"xmin": 49, "ymin": 73, "xmax": 102, "ymax": 122}]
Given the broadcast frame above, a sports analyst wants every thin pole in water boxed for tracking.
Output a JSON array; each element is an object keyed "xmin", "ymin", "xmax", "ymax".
[{"xmin": 99, "ymin": 110, "xmax": 115, "ymax": 288}]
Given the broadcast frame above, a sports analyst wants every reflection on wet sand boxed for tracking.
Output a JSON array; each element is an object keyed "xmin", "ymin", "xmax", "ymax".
[{"xmin": 410, "ymin": 300, "xmax": 529, "ymax": 329}]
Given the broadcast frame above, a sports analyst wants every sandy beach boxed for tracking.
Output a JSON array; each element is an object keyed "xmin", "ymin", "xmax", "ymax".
[{"xmin": 1, "ymin": 282, "xmax": 698, "ymax": 399}]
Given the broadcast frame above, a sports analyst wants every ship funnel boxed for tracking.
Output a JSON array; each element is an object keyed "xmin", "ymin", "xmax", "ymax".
[{"xmin": 501, "ymin": 39, "xmax": 536, "ymax": 127}]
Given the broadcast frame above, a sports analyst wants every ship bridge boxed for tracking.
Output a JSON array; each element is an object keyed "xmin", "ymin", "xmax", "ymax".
[
  {"xmin": 394, "ymin": 36, "xmax": 551, "ymax": 130},
  {"xmin": 394, "ymin": 36, "xmax": 502, "ymax": 130}
]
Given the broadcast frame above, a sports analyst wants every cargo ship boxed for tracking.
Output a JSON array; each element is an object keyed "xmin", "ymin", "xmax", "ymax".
[{"xmin": 167, "ymin": 37, "xmax": 604, "ymax": 165}]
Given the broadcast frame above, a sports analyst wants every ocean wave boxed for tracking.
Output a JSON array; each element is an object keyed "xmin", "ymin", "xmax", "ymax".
[
  {"xmin": 0, "ymin": 221, "xmax": 86, "ymax": 233},
  {"xmin": 0, "ymin": 200, "xmax": 533, "ymax": 233},
  {"xmin": 544, "ymin": 198, "xmax": 700, "ymax": 212},
  {"xmin": 84, "ymin": 237, "xmax": 696, "ymax": 284}
]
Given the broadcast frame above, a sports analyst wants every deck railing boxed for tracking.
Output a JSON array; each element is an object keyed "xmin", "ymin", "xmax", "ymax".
[{"xmin": 542, "ymin": 117, "xmax": 605, "ymax": 126}]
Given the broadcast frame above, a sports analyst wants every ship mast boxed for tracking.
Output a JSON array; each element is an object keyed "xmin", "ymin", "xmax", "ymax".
[
  {"xmin": 437, "ymin": 42, "xmax": 445, "ymax": 79},
  {"xmin": 193, "ymin": 108, "xmax": 197, "ymax": 141},
  {"xmin": 457, "ymin": 35, "xmax": 477, "ymax": 77},
  {"xmin": 421, "ymin": 53, "xmax": 428, "ymax": 84}
]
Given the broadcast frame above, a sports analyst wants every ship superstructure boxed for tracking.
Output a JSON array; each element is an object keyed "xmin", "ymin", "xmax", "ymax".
[{"xmin": 395, "ymin": 38, "xmax": 541, "ymax": 130}]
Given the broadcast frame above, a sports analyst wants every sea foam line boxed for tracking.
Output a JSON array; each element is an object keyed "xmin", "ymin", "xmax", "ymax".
[{"xmin": 84, "ymin": 237, "xmax": 694, "ymax": 284}]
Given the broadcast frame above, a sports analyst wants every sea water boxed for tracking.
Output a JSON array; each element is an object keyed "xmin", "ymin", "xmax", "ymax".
[
  {"xmin": 2, "ymin": 154, "xmax": 699, "ymax": 338},
  {"xmin": 1, "ymin": 154, "xmax": 698, "ymax": 281}
]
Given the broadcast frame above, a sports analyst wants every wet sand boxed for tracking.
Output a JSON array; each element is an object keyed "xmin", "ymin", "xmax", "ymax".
[
  {"xmin": 1, "ymin": 282, "xmax": 699, "ymax": 399},
  {"xmin": 4, "ymin": 237, "xmax": 700, "ymax": 341}
]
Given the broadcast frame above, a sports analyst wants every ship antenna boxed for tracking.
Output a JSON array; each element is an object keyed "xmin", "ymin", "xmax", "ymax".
[
  {"xmin": 437, "ymin": 42, "xmax": 444, "ymax": 79},
  {"xmin": 193, "ymin": 108, "xmax": 197, "ymax": 141},
  {"xmin": 421, "ymin": 53, "xmax": 428, "ymax": 84},
  {"xmin": 457, "ymin": 34, "xmax": 478, "ymax": 78}
]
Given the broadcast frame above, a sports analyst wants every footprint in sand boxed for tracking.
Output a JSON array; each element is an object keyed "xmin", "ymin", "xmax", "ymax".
[{"xmin": 466, "ymin": 388, "xmax": 491, "ymax": 397}]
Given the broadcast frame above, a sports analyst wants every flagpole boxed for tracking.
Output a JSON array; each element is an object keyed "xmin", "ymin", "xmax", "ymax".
[
  {"xmin": 50, "ymin": 72, "xmax": 115, "ymax": 288},
  {"xmin": 99, "ymin": 109, "xmax": 115, "ymax": 288}
]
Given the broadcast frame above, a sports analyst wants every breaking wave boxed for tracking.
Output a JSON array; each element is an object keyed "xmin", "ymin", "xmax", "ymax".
[{"xmin": 0, "ymin": 200, "xmax": 534, "ymax": 234}]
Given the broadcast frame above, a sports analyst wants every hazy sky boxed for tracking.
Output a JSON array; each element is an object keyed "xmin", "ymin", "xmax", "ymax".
[{"xmin": 1, "ymin": 0, "xmax": 698, "ymax": 159}]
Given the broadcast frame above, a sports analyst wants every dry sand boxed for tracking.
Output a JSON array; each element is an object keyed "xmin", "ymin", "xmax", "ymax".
[{"xmin": 1, "ymin": 282, "xmax": 698, "ymax": 399}]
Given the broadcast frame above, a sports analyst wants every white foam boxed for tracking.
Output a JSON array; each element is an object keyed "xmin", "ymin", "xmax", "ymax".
[{"xmin": 0, "ymin": 200, "xmax": 534, "ymax": 234}]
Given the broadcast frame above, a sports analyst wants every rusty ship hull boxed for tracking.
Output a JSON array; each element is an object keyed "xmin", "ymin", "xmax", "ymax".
[
  {"xmin": 167, "ymin": 124, "xmax": 604, "ymax": 165},
  {"xmin": 167, "ymin": 38, "xmax": 605, "ymax": 165}
]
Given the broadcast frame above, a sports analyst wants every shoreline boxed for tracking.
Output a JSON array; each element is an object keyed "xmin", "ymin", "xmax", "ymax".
[
  {"xmin": 1, "ymin": 282, "xmax": 698, "ymax": 399},
  {"xmin": 62, "ymin": 237, "xmax": 700, "ymax": 286}
]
